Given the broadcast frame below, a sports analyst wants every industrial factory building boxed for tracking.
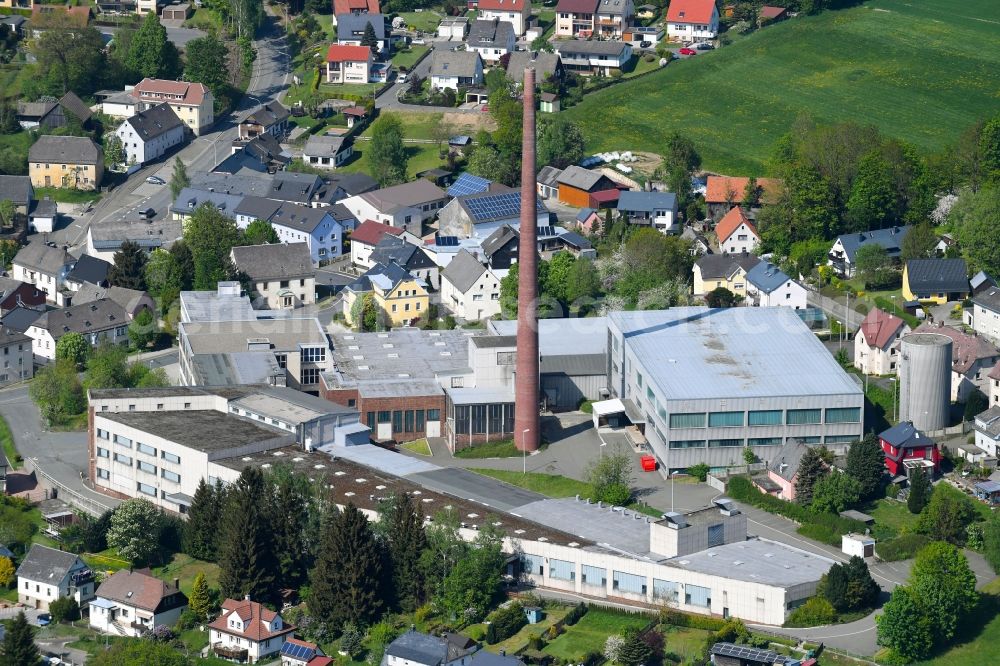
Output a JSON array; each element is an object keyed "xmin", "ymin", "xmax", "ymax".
[{"xmin": 603, "ymin": 307, "xmax": 865, "ymax": 472}]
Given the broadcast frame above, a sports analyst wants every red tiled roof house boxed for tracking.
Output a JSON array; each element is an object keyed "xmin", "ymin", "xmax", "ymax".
[
  {"xmin": 715, "ymin": 207, "xmax": 759, "ymax": 255},
  {"xmin": 879, "ymin": 421, "xmax": 940, "ymax": 479},
  {"xmin": 331, "ymin": 0, "xmax": 380, "ymax": 25},
  {"xmin": 477, "ymin": 0, "xmax": 531, "ymax": 35},
  {"xmin": 209, "ymin": 597, "xmax": 294, "ymax": 663},
  {"xmin": 131, "ymin": 78, "xmax": 215, "ymax": 136},
  {"xmin": 705, "ymin": 175, "xmax": 783, "ymax": 220},
  {"xmin": 326, "ymin": 44, "xmax": 374, "ymax": 85},
  {"xmin": 854, "ymin": 307, "xmax": 910, "ymax": 376},
  {"xmin": 666, "ymin": 0, "xmax": 719, "ymax": 41}
]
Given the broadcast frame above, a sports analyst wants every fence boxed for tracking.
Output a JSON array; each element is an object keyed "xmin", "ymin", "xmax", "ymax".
[
  {"xmin": 706, "ymin": 464, "xmax": 766, "ymax": 492},
  {"xmin": 25, "ymin": 458, "xmax": 115, "ymax": 517}
]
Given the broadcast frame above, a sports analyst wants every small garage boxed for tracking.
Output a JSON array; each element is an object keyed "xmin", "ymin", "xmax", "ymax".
[{"xmin": 161, "ymin": 3, "xmax": 191, "ymax": 20}]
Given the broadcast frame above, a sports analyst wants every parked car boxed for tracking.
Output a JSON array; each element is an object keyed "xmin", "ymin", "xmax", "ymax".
[
  {"xmin": 145, "ymin": 175, "xmax": 165, "ymax": 185},
  {"xmin": 397, "ymin": 73, "xmax": 408, "ymax": 84},
  {"xmin": 678, "ymin": 48, "xmax": 697, "ymax": 55},
  {"xmin": 695, "ymin": 42, "xmax": 714, "ymax": 50},
  {"xmin": 37, "ymin": 613, "xmax": 51, "ymax": 626},
  {"xmin": 639, "ymin": 40, "xmax": 652, "ymax": 48}
]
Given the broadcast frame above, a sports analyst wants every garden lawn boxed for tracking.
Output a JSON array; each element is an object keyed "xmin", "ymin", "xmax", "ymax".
[
  {"xmin": 83, "ymin": 548, "xmax": 130, "ymax": 574},
  {"xmin": 398, "ymin": 10, "xmax": 442, "ymax": 33},
  {"xmin": 319, "ymin": 82, "xmax": 380, "ymax": 98},
  {"xmin": 563, "ymin": 0, "xmax": 1000, "ymax": 173},
  {"xmin": 660, "ymin": 625, "xmax": 715, "ymax": 663},
  {"xmin": 152, "ymin": 553, "xmax": 221, "ymax": 596},
  {"xmin": 454, "ymin": 440, "xmax": 520, "ymax": 458},
  {"xmin": 340, "ymin": 142, "xmax": 446, "ymax": 180},
  {"xmin": 392, "ymin": 44, "xmax": 430, "ymax": 70},
  {"xmin": 0, "ymin": 414, "xmax": 18, "ymax": 469},
  {"xmin": 542, "ymin": 608, "xmax": 651, "ymax": 661},
  {"xmin": 402, "ymin": 438, "xmax": 432, "ymax": 456},
  {"xmin": 920, "ymin": 578, "xmax": 1000, "ymax": 665},
  {"xmin": 483, "ymin": 606, "xmax": 570, "ymax": 655},
  {"xmin": 867, "ymin": 498, "xmax": 917, "ymax": 538},
  {"xmin": 33, "ymin": 187, "xmax": 101, "ymax": 204}
]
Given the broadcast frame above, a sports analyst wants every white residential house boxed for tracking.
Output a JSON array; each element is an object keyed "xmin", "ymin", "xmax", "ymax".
[
  {"xmin": 854, "ymin": 308, "xmax": 910, "ymax": 376},
  {"xmin": 280, "ymin": 638, "xmax": 330, "ymax": 666},
  {"xmin": 974, "ymin": 406, "xmax": 1000, "ymax": 459},
  {"xmin": 666, "ymin": 0, "xmax": 719, "ymax": 41},
  {"xmin": 230, "ymin": 243, "xmax": 317, "ymax": 309},
  {"xmin": 115, "ymin": 103, "xmax": 186, "ymax": 166},
  {"xmin": 26, "ymin": 299, "xmax": 130, "ymax": 360},
  {"xmin": 594, "ymin": 0, "xmax": 634, "ymax": 40},
  {"xmin": 555, "ymin": 0, "xmax": 598, "ymax": 38},
  {"xmin": 466, "ymin": 18, "xmax": 516, "ymax": 66},
  {"xmin": 326, "ymin": 44, "xmax": 374, "ymax": 84},
  {"xmin": 208, "ymin": 597, "xmax": 294, "ymax": 663},
  {"xmin": 476, "ymin": 0, "xmax": 531, "ymax": 35},
  {"xmin": 130, "ymin": 78, "xmax": 214, "ymax": 136},
  {"xmin": 89, "ymin": 569, "xmax": 188, "ymax": 638},
  {"xmin": 268, "ymin": 202, "xmax": 343, "ymax": 266},
  {"xmin": 970, "ymin": 287, "xmax": 1000, "ymax": 347},
  {"xmin": 16, "ymin": 544, "xmax": 95, "ymax": 611},
  {"xmin": 715, "ymin": 206, "xmax": 760, "ymax": 255},
  {"xmin": 912, "ymin": 322, "xmax": 1000, "ymax": 403},
  {"xmin": 383, "ymin": 630, "xmax": 478, "ymax": 666},
  {"xmin": 429, "ymin": 51, "xmax": 484, "ymax": 91},
  {"xmin": 616, "ymin": 190, "xmax": 678, "ymax": 233},
  {"xmin": 744, "ymin": 262, "xmax": 807, "ymax": 309},
  {"xmin": 440, "ymin": 249, "xmax": 501, "ymax": 321},
  {"xmin": 554, "ymin": 40, "xmax": 633, "ymax": 76},
  {"xmin": 11, "ymin": 242, "xmax": 74, "ymax": 304},
  {"xmin": 341, "ymin": 180, "xmax": 449, "ymax": 236},
  {"xmin": 303, "ymin": 135, "xmax": 354, "ymax": 169}
]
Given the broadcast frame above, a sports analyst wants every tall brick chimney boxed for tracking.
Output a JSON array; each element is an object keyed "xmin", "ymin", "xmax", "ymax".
[{"xmin": 514, "ymin": 67, "xmax": 540, "ymax": 453}]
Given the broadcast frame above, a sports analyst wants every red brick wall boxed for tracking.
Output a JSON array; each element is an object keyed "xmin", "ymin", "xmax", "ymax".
[{"xmin": 319, "ymin": 384, "xmax": 445, "ymax": 442}]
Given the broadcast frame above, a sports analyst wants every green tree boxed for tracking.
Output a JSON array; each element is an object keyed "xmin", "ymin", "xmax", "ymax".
[
  {"xmin": 466, "ymin": 145, "xmax": 514, "ymax": 186},
  {"xmin": 243, "ymin": 219, "xmax": 279, "ymax": 245},
  {"xmin": 876, "ymin": 586, "xmax": 933, "ymax": 663},
  {"xmin": 617, "ymin": 630, "xmax": 654, "ymax": 666},
  {"xmin": 183, "ymin": 479, "xmax": 222, "ymax": 561},
  {"xmin": 55, "ymin": 331, "xmax": 90, "ymax": 368},
  {"xmin": 182, "ymin": 34, "xmax": 230, "ymax": 112},
  {"xmin": 811, "ymin": 472, "xmax": 862, "ymax": 514},
  {"xmin": 128, "ymin": 308, "xmax": 158, "ymax": 351},
  {"xmin": 564, "ymin": 258, "xmax": 602, "ymax": 308},
  {"xmin": 266, "ymin": 469, "xmax": 311, "ymax": 591},
  {"xmin": 910, "ymin": 542, "xmax": 977, "ymax": 640},
  {"xmin": 183, "ymin": 203, "xmax": 241, "ymax": 291},
  {"xmin": 916, "ymin": 484, "xmax": 978, "ymax": 544},
  {"xmin": 981, "ymin": 114, "xmax": 1000, "ymax": 182},
  {"xmin": 107, "ymin": 499, "xmax": 163, "ymax": 565},
  {"xmin": 819, "ymin": 555, "xmax": 879, "ymax": 612},
  {"xmin": 788, "ymin": 238, "xmax": 830, "ymax": 279},
  {"xmin": 360, "ymin": 21, "xmax": 378, "ymax": 54},
  {"xmin": 786, "ymin": 164, "xmax": 837, "ymax": 241},
  {"xmin": 170, "ymin": 157, "xmax": 190, "ymax": 199},
  {"xmin": 587, "ymin": 448, "xmax": 634, "ymax": 506},
  {"xmin": 1, "ymin": 610, "xmax": 41, "ymax": 666},
  {"xmin": 661, "ymin": 131, "xmax": 701, "ymax": 173},
  {"xmin": 361, "ymin": 293, "xmax": 380, "ymax": 331},
  {"xmin": 846, "ymin": 150, "xmax": 895, "ymax": 231},
  {"xmin": 89, "ymin": 639, "xmax": 191, "ymax": 666},
  {"xmin": 144, "ymin": 248, "xmax": 181, "ymax": 299},
  {"xmin": 537, "ymin": 117, "xmax": 586, "ymax": 170},
  {"xmin": 48, "ymin": 596, "xmax": 80, "ymax": 623},
  {"xmin": 380, "ymin": 493, "xmax": 428, "ymax": 611},
  {"xmin": 900, "ymin": 221, "xmax": 938, "ymax": 262},
  {"xmin": 907, "ymin": 466, "xmax": 930, "ymax": 514},
  {"xmin": 499, "ymin": 261, "xmax": 520, "ymax": 319},
  {"xmin": 793, "ymin": 447, "xmax": 826, "ymax": 506},
  {"xmin": 109, "ymin": 240, "xmax": 148, "ymax": 290},
  {"xmin": 104, "ymin": 134, "xmax": 125, "ymax": 169},
  {"xmin": 30, "ymin": 21, "xmax": 108, "ymax": 97},
  {"xmin": 29, "ymin": 360, "xmax": 85, "ymax": 424},
  {"xmin": 85, "ymin": 342, "xmax": 130, "ymax": 389},
  {"xmin": 0, "ymin": 199, "xmax": 14, "ymax": 227},
  {"xmin": 854, "ymin": 244, "xmax": 891, "ymax": 286},
  {"xmin": 125, "ymin": 12, "xmax": 181, "ymax": 80},
  {"xmin": 0, "ymin": 555, "xmax": 13, "ymax": 586},
  {"xmin": 953, "ymin": 185, "xmax": 1000, "ymax": 275},
  {"xmin": 441, "ymin": 523, "xmax": 505, "ymax": 620},
  {"xmin": 309, "ymin": 503, "xmax": 384, "ymax": 628},
  {"xmin": 983, "ymin": 511, "xmax": 1000, "ymax": 573},
  {"xmin": 704, "ymin": 287, "xmax": 742, "ymax": 308},
  {"xmin": 218, "ymin": 468, "xmax": 278, "ymax": 604},
  {"xmin": 845, "ymin": 433, "xmax": 885, "ymax": 500},
  {"xmin": 368, "ymin": 113, "xmax": 408, "ymax": 187},
  {"xmin": 188, "ymin": 572, "xmax": 212, "ymax": 620}
]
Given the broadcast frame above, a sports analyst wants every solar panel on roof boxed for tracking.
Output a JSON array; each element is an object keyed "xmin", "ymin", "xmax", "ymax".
[
  {"xmin": 281, "ymin": 642, "xmax": 315, "ymax": 660},
  {"xmin": 447, "ymin": 172, "xmax": 491, "ymax": 197},
  {"xmin": 435, "ymin": 235, "xmax": 459, "ymax": 247}
]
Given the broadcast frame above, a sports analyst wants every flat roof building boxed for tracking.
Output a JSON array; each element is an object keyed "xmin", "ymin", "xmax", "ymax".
[{"xmin": 606, "ymin": 307, "xmax": 864, "ymax": 471}]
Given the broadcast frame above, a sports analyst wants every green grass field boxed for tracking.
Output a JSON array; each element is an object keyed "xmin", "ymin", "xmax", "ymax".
[
  {"xmin": 542, "ymin": 608, "xmax": 651, "ymax": 661},
  {"xmin": 920, "ymin": 578, "xmax": 1000, "ymax": 665},
  {"xmin": 392, "ymin": 44, "xmax": 430, "ymax": 71},
  {"xmin": 398, "ymin": 10, "xmax": 442, "ymax": 33},
  {"xmin": 454, "ymin": 440, "xmax": 520, "ymax": 458},
  {"xmin": 563, "ymin": 0, "xmax": 1000, "ymax": 173},
  {"xmin": 0, "ymin": 415, "xmax": 18, "ymax": 469}
]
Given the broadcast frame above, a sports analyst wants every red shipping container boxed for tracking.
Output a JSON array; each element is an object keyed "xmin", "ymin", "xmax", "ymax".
[{"xmin": 640, "ymin": 455, "xmax": 657, "ymax": 472}]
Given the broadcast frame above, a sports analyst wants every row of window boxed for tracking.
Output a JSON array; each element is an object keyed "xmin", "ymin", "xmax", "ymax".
[
  {"xmin": 366, "ymin": 409, "xmax": 441, "ymax": 433},
  {"xmin": 668, "ymin": 434, "xmax": 858, "ymax": 450},
  {"xmin": 96, "ymin": 446, "xmax": 182, "ymax": 478},
  {"xmin": 454, "ymin": 403, "xmax": 514, "ymax": 436},
  {"xmin": 300, "ymin": 346, "xmax": 326, "ymax": 364},
  {"xmin": 524, "ymin": 557, "xmax": 710, "ymax": 608},
  {"xmin": 97, "ymin": 431, "xmax": 181, "ymax": 463},
  {"xmin": 667, "ymin": 407, "xmax": 861, "ymax": 430}
]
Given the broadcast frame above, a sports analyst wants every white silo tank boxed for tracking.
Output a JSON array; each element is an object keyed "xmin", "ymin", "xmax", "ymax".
[{"xmin": 898, "ymin": 333, "xmax": 952, "ymax": 432}]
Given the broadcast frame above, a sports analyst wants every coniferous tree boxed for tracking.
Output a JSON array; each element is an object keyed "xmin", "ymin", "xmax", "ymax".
[
  {"xmin": 381, "ymin": 493, "xmax": 428, "ymax": 611},
  {"xmin": 845, "ymin": 433, "xmax": 886, "ymax": 500},
  {"xmin": 109, "ymin": 240, "xmax": 148, "ymax": 290},
  {"xmin": 183, "ymin": 479, "xmax": 220, "ymax": 561},
  {"xmin": 188, "ymin": 572, "xmax": 212, "ymax": 620},
  {"xmin": 794, "ymin": 446, "xmax": 827, "ymax": 506},
  {"xmin": 1, "ymin": 610, "xmax": 41, "ymax": 666},
  {"xmin": 361, "ymin": 22, "xmax": 378, "ymax": 55},
  {"xmin": 908, "ymin": 467, "xmax": 930, "ymax": 514},
  {"xmin": 267, "ymin": 470, "xmax": 311, "ymax": 590},
  {"xmin": 309, "ymin": 503, "xmax": 384, "ymax": 628},
  {"xmin": 217, "ymin": 468, "xmax": 278, "ymax": 604}
]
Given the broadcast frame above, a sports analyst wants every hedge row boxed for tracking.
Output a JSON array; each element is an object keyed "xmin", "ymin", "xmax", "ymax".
[
  {"xmin": 726, "ymin": 477, "xmax": 866, "ymax": 539},
  {"xmin": 660, "ymin": 609, "xmax": 727, "ymax": 632},
  {"xmin": 874, "ymin": 533, "xmax": 931, "ymax": 562}
]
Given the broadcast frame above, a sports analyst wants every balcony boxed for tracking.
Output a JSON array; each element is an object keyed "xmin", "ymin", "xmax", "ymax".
[{"xmin": 213, "ymin": 644, "xmax": 249, "ymax": 661}]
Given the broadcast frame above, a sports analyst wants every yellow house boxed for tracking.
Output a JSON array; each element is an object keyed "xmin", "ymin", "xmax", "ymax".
[
  {"xmin": 902, "ymin": 258, "xmax": 969, "ymax": 305},
  {"xmin": 692, "ymin": 254, "xmax": 762, "ymax": 297},
  {"xmin": 344, "ymin": 261, "xmax": 429, "ymax": 328},
  {"xmin": 28, "ymin": 136, "xmax": 103, "ymax": 190}
]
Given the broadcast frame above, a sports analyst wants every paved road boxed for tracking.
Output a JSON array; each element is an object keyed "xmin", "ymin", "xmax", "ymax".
[{"xmin": 54, "ymin": 11, "xmax": 292, "ymax": 255}]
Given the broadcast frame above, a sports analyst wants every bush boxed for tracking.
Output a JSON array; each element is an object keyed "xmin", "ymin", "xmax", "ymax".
[
  {"xmin": 49, "ymin": 596, "xmax": 80, "ymax": 623},
  {"xmin": 885, "ymin": 483, "xmax": 900, "ymax": 499},
  {"xmin": 660, "ymin": 609, "xmax": 726, "ymax": 631},
  {"xmin": 727, "ymin": 477, "xmax": 866, "ymax": 540},
  {"xmin": 797, "ymin": 523, "xmax": 840, "ymax": 546},
  {"xmin": 688, "ymin": 462, "xmax": 710, "ymax": 482},
  {"xmin": 485, "ymin": 602, "xmax": 526, "ymax": 644},
  {"xmin": 564, "ymin": 602, "xmax": 588, "ymax": 626},
  {"xmin": 175, "ymin": 609, "xmax": 199, "ymax": 632},
  {"xmin": 875, "ymin": 534, "xmax": 932, "ymax": 562},
  {"xmin": 784, "ymin": 597, "xmax": 836, "ymax": 627}
]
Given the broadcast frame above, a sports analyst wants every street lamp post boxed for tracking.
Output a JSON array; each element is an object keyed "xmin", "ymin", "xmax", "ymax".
[{"xmin": 521, "ymin": 428, "xmax": 531, "ymax": 474}]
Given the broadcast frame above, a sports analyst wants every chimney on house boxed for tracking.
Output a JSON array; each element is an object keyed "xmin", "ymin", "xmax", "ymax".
[{"xmin": 514, "ymin": 67, "xmax": 540, "ymax": 454}]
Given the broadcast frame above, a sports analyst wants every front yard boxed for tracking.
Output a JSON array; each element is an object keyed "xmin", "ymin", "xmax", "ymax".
[
  {"xmin": 542, "ymin": 608, "xmax": 652, "ymax": 661},
  {"xmin": 397, "ymin": 10, "xmax": 443, "ymax": 34},
  {"xmin": 392, "ymin": 44, "xmax": 430, "ymax": 71}
]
